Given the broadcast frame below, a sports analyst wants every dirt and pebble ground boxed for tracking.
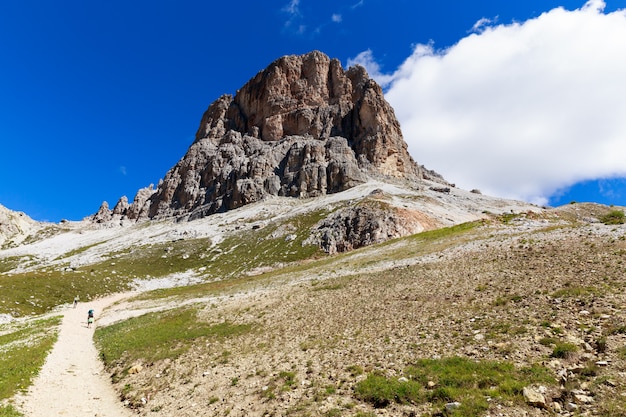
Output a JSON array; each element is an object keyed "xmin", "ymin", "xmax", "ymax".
[{"xmin": 99, "ymin": 206, "xmax": 626, "ymax": 417}]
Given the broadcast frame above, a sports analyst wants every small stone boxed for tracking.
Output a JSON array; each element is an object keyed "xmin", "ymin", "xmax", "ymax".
[
  {"xmin": 596, "ymin": 360, "xmax": 609, "ymax": 366},
  {"xmin": 552, "ymin": 402, "xmax": 562, "ymax": 413},
  {"xmin": 398, "ymin": 377, "xmax": 409, "ymax": 383},
  {"xmin": 548, "ymin": 359, "xmax": 562, "ymax": 369},
  {"xmin": 128, "ymin": 364, "xmax": 143, "ymax": 374},
  {"xmin": 445, "ymin": 402, "xmax": 461, "ymax": 411},
  {"xmin": 574, "ymin": 394, "xmax": 594, "ymax": 404},
  {"xmin": 566, "ymin": 402, "xmax": 578, "ymax": 412},
  {"xmin": 523, "ymin": 386, "xmax": 547, "ymax": 409},
  {"xmin": 569, "ymin": 364, "xmax": 585, "ymax": 374}
]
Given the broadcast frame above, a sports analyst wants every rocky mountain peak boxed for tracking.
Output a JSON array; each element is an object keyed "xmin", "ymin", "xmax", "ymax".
[
  {"xmin": 0, "ymin": 204, "xmax": 40, "ymax": 247},
  {"xmin": 96, "ymin": 51, "xmax": 446, "ymax": 222}
]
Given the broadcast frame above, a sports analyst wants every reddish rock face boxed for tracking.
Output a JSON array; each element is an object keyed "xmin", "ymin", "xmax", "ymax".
[
  {"xmin": 97, "ymin": 51, "xmax": 446, "ymax": 222},
  {"xmin": 224, "ymin": 51, "xmax": 420, "ymax": 178}
]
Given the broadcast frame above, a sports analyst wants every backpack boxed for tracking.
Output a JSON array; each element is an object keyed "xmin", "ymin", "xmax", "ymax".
[{"xmin": 88, "ymin": 309, "xmax": 94, "ymax": 317}]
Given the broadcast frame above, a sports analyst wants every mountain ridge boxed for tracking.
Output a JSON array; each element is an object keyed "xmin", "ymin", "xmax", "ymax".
[{"xmin": 93, "ymin": 51, "xmax": 448, "ymax": 224}]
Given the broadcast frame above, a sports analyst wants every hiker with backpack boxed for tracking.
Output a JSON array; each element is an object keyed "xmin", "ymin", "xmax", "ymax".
[{"xmin": 87, "ymin": 309, "xmax": 94, "ymax": 328}]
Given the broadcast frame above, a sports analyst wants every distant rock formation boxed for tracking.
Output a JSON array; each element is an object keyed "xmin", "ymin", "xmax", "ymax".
[
  {"xmin": 304, "ymin": 196, "xmax": 426, "ymax": 254},
  {"xmin": 0, "ymin": 204, "xmax": 41, "ymax": 247},
  {"xmin": 94, "ymin": 51, "xmax": 446, "ymax": 223}
]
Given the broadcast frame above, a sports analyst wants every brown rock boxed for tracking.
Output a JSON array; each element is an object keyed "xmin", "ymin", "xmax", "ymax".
[
  {"xmin": 523, "ymin": 386, "xmax": 547, "ymax": 409},
  {"xmin": 128, "ymin": 364, "xmax": 143, "ymax": 374},
  {"xmin": 96, "ymin": 51, "xmax": 447, "ymax": 222},
  {"xmin": 92, "ymin": 201, "xmax": 111, "ymax": 224},
  {"xmin": 305, "ymin": 197, "xmax": 426, "ymax": 253}
]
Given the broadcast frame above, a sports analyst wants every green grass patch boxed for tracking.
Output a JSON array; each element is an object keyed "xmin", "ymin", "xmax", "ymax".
[
  {"xmin": 0, "ymin": 316, "xmax": 61, "ymax": 401},
  {"xmin": 54, "ymin": 240, "xmax": 111, "ymax": 261},
  {"xmin": 0, "ymin": 404, "xmax": 22, "ymax": 417},
  {"xmin": 311, "ymin": 278, "xmax": 346, "ymax": 291},
  {"xmin": 1, "ymin": 225, "xmax": 66, "ymax": 251},
  {"xmin": 498, "ymin": 213, "xmax": 522, "ymax": 224},
  {"xmin": 355, "ymin": 373, "xmax": 423, "ymax": 407},
  {"xmin": 355, "ymin": 356, "xmax": 553, "ymax": 416},
  {"xmin": 0, "ymin": 270, "xmax": 131, "ymax": 317},
  {"xmin": 0, "ymin": 256, "xmax": 33, "ymax": 274},
  {"xmin": 94, "ymin": 306, "xmax": 256, "ymax": 367},
  {"xmin": 126, "ymin": 220, "xmax": 484, "ymax": 308},
  {"xmin": 261, "ymin": 371, "xmax": 299, "ymax": 400},
  {"xmin": 551, "ymin": 285, "xmax": 599, "ymax": 299},
  {"xmin": 87, "ymin": 209, "xmax": 328, "ymax": 283},
  {"xmin": 1, "ymin": 209, "xmax": 331, "ymax": 316},
  {"xmin": 599, "ymin": 210, "xmax": 625, "ymax": 225},
  {"xmin": 406, "ymin": 221, "xmax": 481, "ymax": 244},
  {"xmin": 551, "ymin": 342, "xmax": 578, "ymax": 359},
  {"xmin": 538, "ymin": 337, "xmax": 558, "ymax": 347},
  {"xmin": 607, "ymin": 324, "xmax": 626, "ymax": 335}
]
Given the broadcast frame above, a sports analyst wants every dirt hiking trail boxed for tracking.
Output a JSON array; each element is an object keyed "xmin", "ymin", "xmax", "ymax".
[{"xmin": 15, "ymin": 294, "xmax": 134, "ymax": 417}]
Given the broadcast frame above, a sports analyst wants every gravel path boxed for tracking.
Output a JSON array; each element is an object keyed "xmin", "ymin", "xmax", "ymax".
[{"xmin": 15, "ymin": 294, "xmax": 133, "ymax": 417}]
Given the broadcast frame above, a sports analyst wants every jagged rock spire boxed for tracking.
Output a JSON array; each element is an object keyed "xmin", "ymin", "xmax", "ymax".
[{"xmin": 94, "ymin": 51, "xmax": 445, "ymax": 222}]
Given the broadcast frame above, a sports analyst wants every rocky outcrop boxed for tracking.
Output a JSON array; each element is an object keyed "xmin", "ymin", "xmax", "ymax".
[
  {"xmin": 0, "ymin": 204, "xmax": 40, "ymax": 247},
  {"xmin": 93, "ymin": 186, "xmax": 156, "ymax": 223},
  {"xmin": 92, "ymin": 201, "xmax": 111, "ymax": 224},
  {"xmin": 94, "ymin": 51, "xmax": 446, "ymax": 223},
  {"xmin": 305, "ymin": 194, "xmax": 427, "ymax": 254}
]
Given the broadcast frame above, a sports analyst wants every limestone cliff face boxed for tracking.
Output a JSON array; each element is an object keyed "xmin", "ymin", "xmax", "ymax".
[
  {"xmin": 96, "ymin": 51, "xmax": 444, "ymax": 222},
  {"xmin": 0, "ymin": 204, "xmax": 40, "ymax": 247}
]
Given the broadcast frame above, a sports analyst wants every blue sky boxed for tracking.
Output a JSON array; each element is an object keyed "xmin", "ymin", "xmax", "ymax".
[{"xmin": 1, "ymin": 1, "xmax": 625, "ymax": 222}]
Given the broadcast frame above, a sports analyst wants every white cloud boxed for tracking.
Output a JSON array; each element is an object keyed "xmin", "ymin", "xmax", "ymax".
[
  {"xmin": 282, "ymin": 0, "xmax": 302, "ymax": 31},
  {"xmin": 351, "ymin": 0, "xmax": 364, "ymax": 9},
  {"xmin": 332, "ymin": 13, "xmax": 342, "ymax": 23},
  {"xmin": 359, "ymin": 1, "xmax": 626, "ymax": 205},
  {"xmin": 470, "ymin": 17, "xmax": 497, "ymax": 34},
  {"xmin": 283, "ymin": 0, "xmax": 300, "ymax": 16},
  {"xmin": 346, "ymin": 49, "xmax": 395, "ymax": 88}
]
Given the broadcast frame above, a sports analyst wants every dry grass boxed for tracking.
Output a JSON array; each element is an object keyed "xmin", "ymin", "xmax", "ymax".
[{"xmin": 99, "ymin": 212, "xmax": 626, "ymax": 416}]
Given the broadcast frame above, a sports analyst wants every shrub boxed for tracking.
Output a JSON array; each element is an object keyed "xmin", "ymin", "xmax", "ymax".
[
  {"xmin": 551, "ymin": 342, "xmax": 578, "ymax": 359},
  {"xmin": 539, "ymin": 337, "xmax": 557, "ymax": 347},
  {"xmin": 94, "ymin": 307, "xmax": 255, "ymax": 366},
  {"xmin": 600, "ymin": 210, "xmax": 625, "ymax": 225},
  {"xmin": 355, "ymin": 357, "xmax": 553, "ymax": 416},
  {"xmin": 354, "ymin": 373, "xmax": 422, "ymax": 408},
  {"xmin": 595, "ymin": 336, "xmax": 608, "ymax": 353},
  {"xmin": 0, "ymin": 405, "xmax": 22, "ymax": 417}
]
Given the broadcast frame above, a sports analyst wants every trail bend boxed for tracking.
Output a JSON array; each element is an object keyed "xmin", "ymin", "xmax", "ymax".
[{"xmin": 15, "ymin": 293, "xmax": 134, "ymax": 417}]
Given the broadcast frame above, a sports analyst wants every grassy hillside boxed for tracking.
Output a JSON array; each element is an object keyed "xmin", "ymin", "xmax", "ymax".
[
  {"xmin": 2, "ymin": 200, "xmax": 625, "ymax": 416},
  {"xmin": 90, "ymin": 208, "xmax": 626, "ymax": 416},
  {"xmin": 0, "ymin": 316, "xmax": 61, "ymax": 415}
]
